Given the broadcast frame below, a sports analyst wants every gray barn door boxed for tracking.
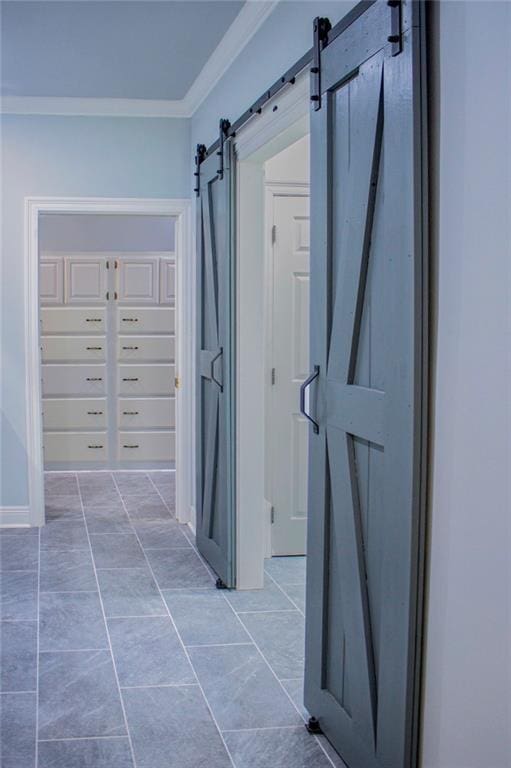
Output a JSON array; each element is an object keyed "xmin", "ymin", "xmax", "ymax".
[
  {"xmin": 304, "ymin": 3, "xmax": 427, "ymax": 768},
  {"xmin": 196, "ymin": 142, "xmax": 235, "ymax": 588}
]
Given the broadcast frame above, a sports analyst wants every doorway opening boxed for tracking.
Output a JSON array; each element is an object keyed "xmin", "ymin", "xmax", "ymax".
[{"xmin": 24, "ymin": 198, "xmax": 192, "ymax": 529}]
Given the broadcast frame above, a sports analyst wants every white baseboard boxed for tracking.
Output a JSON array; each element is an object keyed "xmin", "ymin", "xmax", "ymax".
[{"xmin": 0, "ymin": 507, "xmax": 32, "ymax": 527}]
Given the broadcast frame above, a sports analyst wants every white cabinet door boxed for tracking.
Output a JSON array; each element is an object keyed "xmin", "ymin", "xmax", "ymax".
[
  {"xmin": 40, "ymin": 258, "xmax": 63, "ymax": 305},
  {"xmin": 159, "ymin": 257, "xmax": 176, "ymax": 304},
  {"xmin": 270, "ymin": 194, "xmax": 310, "ymax": 556},
  {"xmin": 65, "ymin": 256, "xmax": 107, "ymax": 304},
  {"xmin": 118, "ymin": 257, "xmax": 158, "ymax": 304}
]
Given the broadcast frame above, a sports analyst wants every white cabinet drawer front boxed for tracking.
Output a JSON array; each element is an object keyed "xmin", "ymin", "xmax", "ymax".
[
  {"xmin": 41, "ymin": 336, "xmax": 106, "ymax": 363},
  {"xmin": 117, "ymin": 336, "xmax": 175, "ymax": 362},
  {"xmin": 42, "ymin": 364, "xmax": 106, "ymax": 396},
  {"xmin": 41, "ymin": 308, "xmax": 106, "ymax": 334},
  {"xmin": 119, "ymin": 398, "xmax": 175, "ymax": 429},
  {"xmin": 118, "ymin": 308, "xmax": 174, "ymax": 334},
  {"xmin": 118, "ymin": 431, "xmax": 175, "ymax": 462},
  {"xmin": 118, "ymin": 364, "xmax": 174, "ymax": 396},
  {"xmin": 44, "ymin": 432, "xmax": 108, "ymax": 462},
  {"xmin": 43, "ymin": 398, "xmax": 107, "ymax": 429}
]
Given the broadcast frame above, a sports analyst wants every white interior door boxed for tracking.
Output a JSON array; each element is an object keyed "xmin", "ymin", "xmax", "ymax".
[{"xmin": 270, "ymin": 193, "xmax": 310, "ymax": 555}]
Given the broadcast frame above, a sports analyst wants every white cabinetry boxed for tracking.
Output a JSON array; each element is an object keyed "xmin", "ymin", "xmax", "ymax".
[{"xmin": 40, "ymin": 252, "xmax": 176, "ymax": 469}]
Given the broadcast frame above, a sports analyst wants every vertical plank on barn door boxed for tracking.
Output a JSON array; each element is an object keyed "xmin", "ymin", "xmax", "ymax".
[
  {"xmin": 196, "ymin": 141, "xmax": 236, "ymax": 588},
  {"xmin": 304, "ymin": 3, "xmax": 427, "ymax": 768}
]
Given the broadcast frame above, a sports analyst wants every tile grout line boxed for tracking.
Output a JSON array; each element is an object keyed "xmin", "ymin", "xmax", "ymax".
[
  {"xmin": 219, "ymin": 585, "xmax": 338, "ymax": 768},
  {"xmin": 263, "ymin": 567, "xmax": 306, "ymax": 617},
  {"xmin": 112, "ymin": 472, "xmax": 238, "ymax": 768},
  {"xmin": 76, "ymin": 473, "xmax": 139, "ymax": 768},
  {"xmin": 34, "ymin": 517, "xmax": 42, "ymax": 768}
]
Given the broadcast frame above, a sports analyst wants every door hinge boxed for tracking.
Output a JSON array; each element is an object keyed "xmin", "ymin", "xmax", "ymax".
[
  {"xmin": 271, "ymin": 224, "xmax": 277, "ymax": 245},
  {"xmin": 387, "ymin": 0, "xmax": 402, "ymax": 56},
  {"xmin": 271, "ymin": 506, "xmax": 275, "ymax": 524},
  {"xmin": 271, "ymin": 367, "xmax": 276, "ymax": 386},
  {"xmin": 311, "ymin": 16, "xmax": 331, "ymax": 111},
  {"xmin": 175, "ymin": 376, "xmax": 181, "ymax": 389},
  {"xmin": 106, "ymin": 260, "xmax": 109, "ymax": 269},
  {"xmin": 114, "ymin": 259, "xmax": 118, "ymax": 269},
  {"xmin": 106, "ymin": 291, "xmax": 109, "ymax": 300}
]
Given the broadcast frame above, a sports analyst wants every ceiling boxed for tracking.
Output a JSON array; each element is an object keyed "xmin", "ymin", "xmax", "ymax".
[{"xmin": 1, "ymin": 1, "xmax": 245, "ymax": 100}]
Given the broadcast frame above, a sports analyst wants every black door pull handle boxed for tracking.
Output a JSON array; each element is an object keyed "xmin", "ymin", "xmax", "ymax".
[{"xmin": 300, "ymin": 365, "xmax": 320, "ymax": 434}]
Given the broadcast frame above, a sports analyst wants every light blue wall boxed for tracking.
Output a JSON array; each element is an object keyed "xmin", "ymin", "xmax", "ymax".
[
  {"xmin": 1, "ymin": 115, "xmax": 190, "ymax": 506},
  {"xmin": 191, "ymin": 1, "xmax": 357, "ymax": 150}
]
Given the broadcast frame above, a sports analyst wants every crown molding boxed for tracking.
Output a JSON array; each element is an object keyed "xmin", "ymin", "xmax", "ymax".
[
  {"xmin": 182, "ymin": 0, "xmax": 279, "ymax": 115},
  {"xmin": 1, "ymin": 1, "xmax": 280, "ymax": 119},
  {"xmin": 1, "ymin": 96, "xmax": 189, "ymax": 118}
]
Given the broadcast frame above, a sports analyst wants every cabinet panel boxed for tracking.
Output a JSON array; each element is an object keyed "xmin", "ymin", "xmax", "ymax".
[
  {"xmin": 65, "ymin": 257, "xmax": 107, "ymax": 304},
  {"xmin": 118, "ymin": 397, "xmax": 175, "ymax": 429},
  {"xmin": 118, "ymin": 431, "xmax": 175, "ymax": 462},
  {"xmin": 41, "ymin": 308, "xmax": 106, "ymax": 334},
  {"xmin": 117, "ymin": 335, "xmax": 174, "ymax": 362},
  {"xmin": 118, "ymin": 258, "xmax": 158, "ymax": 304},
  {"xmin": 44, "ymin": 432, "xmax": 108, "ymax": 462},
  {"xmin": 41, "ymin": 336, "xmax": 106, "ymax": 363},
  {"xmin": 118, "ymin": 364, "xmax": 174, "ymax": 396},
  {"xmin": 40, "ymin": 259, "xmax": 63, "ymax": 305},
  {"xmin": 43, "ymin": 398, "xmax": 107, "ymax": 429},
  {"xmin": 159, "ymin": 257, "xmax": 176, "ymax": 305},
  {"xmin": 42, "ymin": 364, "xmax": 106, "ymax": 396},
  {"xmin": 118, "ymin": 307, "xmax": 174, "ymax": 334}
]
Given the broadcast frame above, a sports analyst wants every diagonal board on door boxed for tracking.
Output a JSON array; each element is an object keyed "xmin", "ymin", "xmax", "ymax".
[{"xmin": 304, "ymin": 3, "xmax": 427, "ymax": 768}]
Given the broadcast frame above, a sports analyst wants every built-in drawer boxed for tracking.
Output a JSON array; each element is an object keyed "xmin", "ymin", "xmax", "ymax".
[
  {"xmin": 44, "ymin": 432, "xmax": 108, "ymax": 462},
  {"xmin": 117, "ymin": 336, "xmax": 175, "ymax": 362},
  {"xmin": 41, "ymin": 307, "xmax": 106, "ymax": 334},
  {"xmin": 118, "ymin": 398, "xmax": 175, "ymax": 429},
  {"xmin": 43, "ymin": 398, "xmax": 107, "ymax": 429},
  {"xmin": 118, "ymin": 364, "xmax": 174, "ymax": 396},
  {"xmin": 118, "ymin": 431, "xmax": 175, "ymax": 462},
  {"xmin": 42, "ymin": 364, "xmax": 106, "ymax": 396},
  {"xmin": 41, "ymin": 336, "xmax": 106, "ymax": 363},
  {"xmin": 118, "ymin": 307, "xmax": 174, "ymax": 334}
]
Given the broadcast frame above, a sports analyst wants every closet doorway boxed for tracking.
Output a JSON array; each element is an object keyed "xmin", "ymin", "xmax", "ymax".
[{"xmin": 25, "ymin": 198, "xmax": 192, "ymax": 528}]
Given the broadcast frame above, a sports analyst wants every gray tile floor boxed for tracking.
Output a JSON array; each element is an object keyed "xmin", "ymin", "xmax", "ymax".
[{"xmin": 0, "ymin": 470, "xmax": 346, "ymax": 768}]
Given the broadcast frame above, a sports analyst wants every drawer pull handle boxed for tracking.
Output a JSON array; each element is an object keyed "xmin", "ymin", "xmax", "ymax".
[
  {"xmin": 86, "ymin": 377, "xmax": 103, "ymax": 382},
  {"xmin": 86, "ymin": 346, "xmax": 102, "ymax": 351},
  {"xmin": 87, "ymin": 411, "xmax": 103, "ymax": 415},
  {"xmin": 123, "ymin": 444, "xmax": 139, "ymax": 449},
  {"xmin": 123, "ymin": 411, "xmax": 139, "ymax": 415},
  {"xmin": 122, "ymin": 377, "xmax": 139, "ymax": 382},
  {"xmin": 88, "ymin": 445, "xmax": 104, "ymax": 449},
  {"xmin": 85, "ymin": 318, "xmax": 102, "ymax": 322},
  {"xmin": 122, "ymin": 318, "xmax": 139, "ymax": 322},
  {"xmin": 122, "ymin": 346, "xmax": 139, "ymax": 350}
]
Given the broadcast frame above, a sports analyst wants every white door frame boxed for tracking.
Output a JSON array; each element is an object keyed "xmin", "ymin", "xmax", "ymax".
[
  {"xmin": 24, "ymin": 197, "xmax": 192, "ymax": 528},
  {"xmin": 234, "ymin": 71, "xmax": 310, "ymax": 588}
]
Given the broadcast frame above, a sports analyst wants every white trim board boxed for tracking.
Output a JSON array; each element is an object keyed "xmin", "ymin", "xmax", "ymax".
[
  {"xmin": 0, "ymin": 508, "xmax": 31, "ymax": 528},
  {"xmin": 24, "ymin": 197, "xmax": 192, "ymax": 529},
  {"xmin": 1, "ymin": 2, "xmax": 279, "ymax": 118}
]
